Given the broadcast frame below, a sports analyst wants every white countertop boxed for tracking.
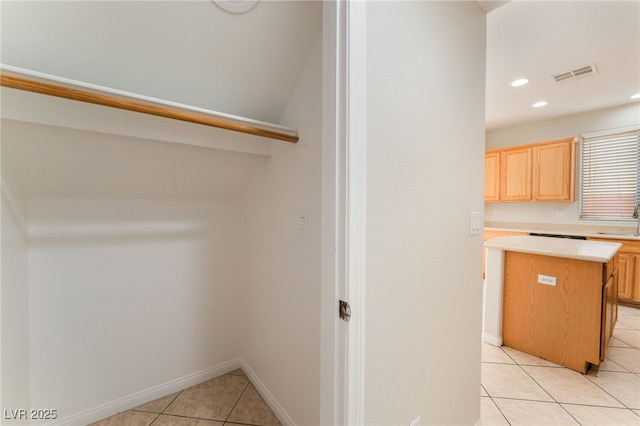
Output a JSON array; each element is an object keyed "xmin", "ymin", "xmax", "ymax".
[
  {"xmin": 484, "ymin": 235, "xmax": 621, "ymax": 263},
  {"xmin": 484, "ymin": 221, "xmax": 640, "ymax": 241}
]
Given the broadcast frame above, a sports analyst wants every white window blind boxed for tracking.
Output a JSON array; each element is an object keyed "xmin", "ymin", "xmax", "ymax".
[{"xmin": 580, "ymin": 127, "xmax": 640, "ymax": 220}]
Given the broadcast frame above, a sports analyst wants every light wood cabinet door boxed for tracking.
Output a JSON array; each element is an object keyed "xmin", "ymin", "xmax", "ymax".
[
  {"xmin": 617, "ymin": 252, "xmax": 636, "ymax": 300},
  {"xmin": 500, "ymin": 147, "xmax": 532, "ymax": 201},
  {"xmin": 484, "ymin": 151, "xmax": 501, "ymax": 202},
  {"xmin": 587, "ymin": 236, "xmax": 640, "ymax": 305},
  {"xmin": 600, "ymin": 269, "xmax": 618, "ymax": 361},
  {"xmin": 533, "ymin": 139, "xmax": 575, "ymax": 201}
]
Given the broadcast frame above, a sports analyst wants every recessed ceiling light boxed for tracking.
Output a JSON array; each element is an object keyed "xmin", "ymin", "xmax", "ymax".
[
  {"xmin": 631, "ymin": 93, "xmax": 640, "ymax": 100},
  {"xmin": 511, "ymin": 78, "xmax": 529, "ymax": 87},
  {"xmin": 532, "ymin": 101, "xmax": 548, "ymax": 108}
]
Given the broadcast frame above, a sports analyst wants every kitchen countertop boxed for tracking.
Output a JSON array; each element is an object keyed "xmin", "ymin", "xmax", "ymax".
[
  {"xmin": 484, "ymin": 235, "xmax": 621, "ymax": 263},
  {"xmin": 484, "ymin": 221, "xmax": 640, "ymax": 241}
]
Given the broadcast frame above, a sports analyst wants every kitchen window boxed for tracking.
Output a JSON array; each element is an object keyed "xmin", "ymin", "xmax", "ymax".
[{"xmin": 579, "ymin": 125, "xmax": 640, "ymax": 220}]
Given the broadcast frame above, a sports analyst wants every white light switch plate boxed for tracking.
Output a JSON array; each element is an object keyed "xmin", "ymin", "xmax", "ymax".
[
  {"xmin": 299, "ymin": 212, "xmax": 308, "ymax": 236},
  {"xmin": 470, "ymin": 211, "xmax": 481, "ymax": 235}
]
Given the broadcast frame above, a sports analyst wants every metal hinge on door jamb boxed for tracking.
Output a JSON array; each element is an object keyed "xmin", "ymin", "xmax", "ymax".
[{"xmin": 339, "ymin": 300, "xmax": 351, "ymax": 322}]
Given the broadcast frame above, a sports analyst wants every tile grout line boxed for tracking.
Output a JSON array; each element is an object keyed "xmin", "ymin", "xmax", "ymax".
[
  {"xmin": 584, "ymin": 370, "xmax": 636, "ymax": 410},
  {"xmin": 610, "ymin": 335, "xmax": 640, "ymax": 349},
  {"xmin": 486, "ymin": 394, "xmax": 512, "ymax": 425},
  {"xmin": 146, "ymin": 413, "xmax": 162, "ymax": 426},
  {"xmin": 134, "ymin": 388, "xmax": 184, "ymax": 424},
  {"xmin": 224, "ymin": 376, "xmax": 251, "ymax": 424},
  {"xmin": 513, "ymin": 358, "xmax": 559, "ymax": 404}
]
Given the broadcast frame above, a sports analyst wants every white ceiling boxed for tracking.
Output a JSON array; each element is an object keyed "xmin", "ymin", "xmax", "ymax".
[
  {"xmin": 1, "ymin": 0, "xmax": 638, "ymax": 131},
  {"xmin": 486, "ymin": 0, "xmax": 640, "ymax": 130}
]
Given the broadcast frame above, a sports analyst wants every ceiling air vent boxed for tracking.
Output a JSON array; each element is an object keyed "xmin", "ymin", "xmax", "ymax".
[{"xmin": 551, "ymin": 64, "xmax": 598, "ymax": 84}]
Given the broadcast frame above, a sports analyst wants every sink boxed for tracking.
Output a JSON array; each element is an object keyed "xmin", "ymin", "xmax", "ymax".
[{"xmin": 595, "ymin": 232, "xmax": 640, "ymax": 236}]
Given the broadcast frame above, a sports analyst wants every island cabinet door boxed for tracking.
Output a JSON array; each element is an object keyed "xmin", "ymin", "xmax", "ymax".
[
  {"xmin": 601, "ymin": 267, "xmax": 619, "ymax": 361},
  {"xmin": 587, "ymin": 236, "xmax": 640, "ymax": 304},
  {"xmin": 617, "ymin": 253, "xmax": 636, "ymax": 300}
]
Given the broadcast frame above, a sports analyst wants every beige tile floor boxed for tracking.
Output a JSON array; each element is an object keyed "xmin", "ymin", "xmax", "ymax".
[
  {"xmin": 92, "ymin": 305, "xmax": 639, "ymax": 426},
  {"xmin": 482, "ymin": 304, "xmax": 640, "ymax": 425},
  {"xmin": 90, "ymin": 369, "xmax": 281, "ymax": 426}
]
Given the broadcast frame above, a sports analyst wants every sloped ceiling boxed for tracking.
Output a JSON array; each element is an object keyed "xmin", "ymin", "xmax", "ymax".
[
  {"xmin": 1, "ymin": 1, "xmax": 322, "ymax": 200},
  {"xmin": 1, "ymin": 0, "xmax": 323, "ymax": 124}
]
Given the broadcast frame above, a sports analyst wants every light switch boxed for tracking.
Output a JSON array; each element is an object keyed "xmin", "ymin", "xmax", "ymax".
[
  {"xmin": 469, "ymin": 211, "xmax": 481, "ymax": 235},
  {"xmin": 299, "ymin": 212, "xmax": 308, "ymax": 236}
]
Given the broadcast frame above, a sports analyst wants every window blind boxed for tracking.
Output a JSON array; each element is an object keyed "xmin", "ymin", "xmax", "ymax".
[{"xmin": 580, "ymin": 127, "xmax": 640, "ymax": 220}]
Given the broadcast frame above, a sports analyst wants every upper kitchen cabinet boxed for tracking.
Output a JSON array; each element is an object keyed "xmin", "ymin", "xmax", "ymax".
[
  {"xmin": 533, "ymin": 138, "xmax": 576, "ymax": 201},
  {"xmin": 501, "ymin": 146, "xmax": 533, "ymax": 201},
  {"xmin": 485, "ymin": 137, "xmax": 576, "ymax": 203},
  {"xmin": 484, "ymin": 151, "xmax": 501, "ymax": 202}
]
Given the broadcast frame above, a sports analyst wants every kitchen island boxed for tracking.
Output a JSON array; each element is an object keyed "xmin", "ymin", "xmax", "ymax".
[{"xmin": 484, "ymin": 235, "xmax": 621, "ymax": 373}]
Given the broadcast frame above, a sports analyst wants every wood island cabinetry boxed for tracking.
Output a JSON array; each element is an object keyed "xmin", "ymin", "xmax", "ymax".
[
  {"xmin": 502, "ymin": 251, "xmax": 618, "ymax": 374},
  {"xmin": 485, "ymin": 137, "xmax": 576, "ymax": 203},
  {"xmin": 483, "ymin": 236, "xmax": 621, "ymax": 374}
]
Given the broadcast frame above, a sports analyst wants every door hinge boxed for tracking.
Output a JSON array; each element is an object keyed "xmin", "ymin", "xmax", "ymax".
[{"xmin": 339, "ymin": 300, "xmax": 351, "ymax": 322}]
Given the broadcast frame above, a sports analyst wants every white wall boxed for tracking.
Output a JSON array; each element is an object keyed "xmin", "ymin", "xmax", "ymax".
[
  {"xmin": 1, "ymin": 154, "xmax": 30, "ymax": 424},
  {"xmin": 27, "ymin": 197, "xmax": 244, "ymax": 421},
  {"xmin": 240, "ymin": 37, "xmax": 323, "ymax": 426},
  {"xmin": 0, "ymin": 119, "xmax": 264, "ymax": 423},
  {"xmin": 485, "ymin": 102, "xmax": 640, "ymax": 226},
  {"xmin": 0, "ymin": 34, "xmax": 324, "ymax": 426},
  {"xmin": 1, "ymin": 7, "xmax": 324, "ymax": 425},
  {"xmin": 364, "ymin": 2, "xmax": 485, "ymax": 424}
]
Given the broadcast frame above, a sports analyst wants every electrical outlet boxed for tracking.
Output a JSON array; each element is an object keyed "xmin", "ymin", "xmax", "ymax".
[
  {"xmin": 538, "ymin": 274, "xmax": 557, "ymax": 286},
  {"xmin": 409, "ymin": 416, "xmax": 421, "ymax": 426},
  {"xmin": 551, "ymin": 210, "xmax": 566, "ymax": 218}
]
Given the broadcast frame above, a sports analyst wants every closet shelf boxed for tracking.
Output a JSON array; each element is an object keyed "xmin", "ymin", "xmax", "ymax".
[{"xmin": 0, "ymin": 66, "xmax": 299, "ymax": 144}]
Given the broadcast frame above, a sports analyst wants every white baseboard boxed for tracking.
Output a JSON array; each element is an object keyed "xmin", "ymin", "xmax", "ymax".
[
  {"xmin": 49, "ymin": 357, "xmax": 295, "ymax": 426},
  {"xmin": 238, "ymin": 358, "xmax": 296, "ymax": 426},
  {"xmin": 482, "ymin": 332, "xmax": 503, "ymax": 347},
  {"xmin": 50, "ymin": 358, "xmax": 243, "ymax": 426}
]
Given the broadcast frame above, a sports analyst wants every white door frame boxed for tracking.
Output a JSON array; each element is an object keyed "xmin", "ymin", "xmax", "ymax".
[
  {"xmin": 321, "ymin": 1, "xmax": 367, "ymax": 424},
  {"xmin": 345, "ymin": 0, "xmax": 367, "ymax": 424}
]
